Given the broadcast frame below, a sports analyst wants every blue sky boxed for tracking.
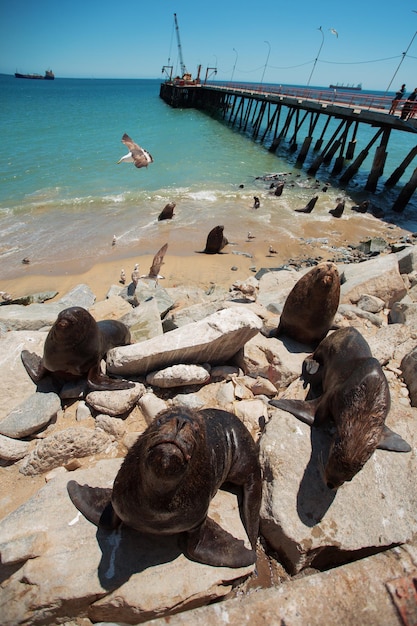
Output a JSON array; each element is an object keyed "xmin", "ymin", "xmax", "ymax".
[{"xmin": 1, "ymin": 0, "xmax": 417, "ymax": 91}]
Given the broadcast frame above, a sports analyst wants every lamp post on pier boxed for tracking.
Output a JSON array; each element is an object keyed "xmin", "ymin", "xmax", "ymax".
[
  {"xmin": 231, "ymin": 48, "xmax": 238, "ymax": 82},
  {"xmin": 307, "ymin": 26, "xmax": 324, "ymax": 87},
  {"xmin": 260, "ymin": 40, "xmax": 271, "ymax": 89}
]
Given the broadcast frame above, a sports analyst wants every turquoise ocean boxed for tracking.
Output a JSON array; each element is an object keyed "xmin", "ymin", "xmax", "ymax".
[{"xmin": 1, "ymin": 74, "xmax": 416, "ymax": 281}]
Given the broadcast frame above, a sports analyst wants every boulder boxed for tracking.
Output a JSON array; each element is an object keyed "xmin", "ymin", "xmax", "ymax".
[
  {"xmin": 0, "ymin": 330, "xmax": 48, "ymax": 420},
  {"xmin": 19, "ymin": 427, "xmax": 113, "ymax": 476},
  {"xmin": 340, "ymin": 255, "xmax": 407, "ymax": 307},
  {"xmin": 146, "ymin": 364, "xmax": 211, "ymax": 388},
  {"xmin": 0, "ymin": 460, "xmax": 254, "ymax": 625},
  {"xmin": 0, "ymin": 391, "xmax": 61, "ymax": 439},
  {"xmin": 107, "ymin": 307, "xmax": 262, "ymax": 377},
  {"xmin": 259, "ymin": 382, "xmax": 416, "ymax": 574},
  {"xmin": 85, "ymin": 383, "xmax": 146, "ymax": 417}
]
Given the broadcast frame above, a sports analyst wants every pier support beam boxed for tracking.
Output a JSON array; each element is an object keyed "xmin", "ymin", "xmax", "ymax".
[
  {"xmin": 339, "ymin": 128, "xmax": 384, "ymax": 185},
  {"xmin": 296, "ymin": 136, "xmax": 313, "ymax": 165},
  {"xmin": 385, "ymin": 144, "xmax": 417, "ymax": 187},
  {"xmin": 365, "ymin": 128, "xmax": 391, "ymax": 192},
  {"xmin": 392, "ymin": 167, "xmax": 417, "ymax": 212}
]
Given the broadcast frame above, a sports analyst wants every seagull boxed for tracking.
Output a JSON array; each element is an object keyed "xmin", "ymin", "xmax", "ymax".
[
  {"xmin": 329, "ymin": 28, "xmax": 338, "ymax": 38},
  {"xmin": 112, "ymin": 235, "xmax": 117, "ymax": 246},
  {"xmin": 247, "ymin": 231, "xmax": 256, "ymax": 239},
  {"xmin": 140, "ymin": 243, "xmax": 168, "ymax": 284},
  {"xmin": 131, "ymin": 263, "xmax": 140, "ymax": 285},
  {"xmin": 119, "ymin": 269, "xmax": 126, "ymax": 284},
  {"xmin": 117, "ymin": 133, "xmax": 153, "ymax": 169},
  {"xmin": 268, "ymin": 245, "xmax": 277, "ymax": 255}
]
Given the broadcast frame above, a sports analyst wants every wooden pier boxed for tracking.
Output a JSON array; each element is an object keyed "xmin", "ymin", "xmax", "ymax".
[{"xmin": 159, "ymin": 81, "xmax": 417, "ymax": 212}]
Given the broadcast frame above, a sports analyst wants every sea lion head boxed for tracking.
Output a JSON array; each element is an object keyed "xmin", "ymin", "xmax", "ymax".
[
  {"xmin": 51, "ymin": 307, "xmax": 94, "ymax": 342},
  {"xmin": 324, "ymin": 415, "xmax": 384, "ymax": 490},
  {"xmin": 144, "ymin": 408, "xmax": 201, "ymax": 486}
]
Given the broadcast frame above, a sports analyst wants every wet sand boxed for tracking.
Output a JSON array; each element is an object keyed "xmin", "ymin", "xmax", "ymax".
[{"xmin": 0, "ymin": 214, "xmax": 410, "ymax": 302}]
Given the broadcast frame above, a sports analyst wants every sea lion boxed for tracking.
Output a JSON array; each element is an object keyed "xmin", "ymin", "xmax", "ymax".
[
  {"xmin": 329, "ymin": 199, "xmax": 345, "ymax": 218},
  {"xmin": 270, "ymin": 327, "xmax": 411, "ymax": 489},
  {"xmin": 351, "ymin": 200, "xmax": 370, "ymax": 214},
  {"xmin": 295, "ymin": 195, "xmax": 318, "ymax": 213},
  {"xmin": 68, "ymin": 407, "xmax": 262, "ymax": 568},
  {"xmin": 158, "ymin": 202, "xmax": 176, "ymax": 221},
  {"xmin": 276, "ymin": 261, "xmax": 340, "ymax": 346},
  {"xmin": 273, "ymin": 181, "xmax": 285, "ymax": 196},
  {"xmin": 21, "ymin": 306, "xmax": 134, "ymax": 391},
  {"xmin": 202, "ymin": 225, "xmax": 229, "ymax": 254}
]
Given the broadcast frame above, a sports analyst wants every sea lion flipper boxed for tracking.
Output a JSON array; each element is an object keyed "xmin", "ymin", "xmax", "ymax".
[
  {"xmin": 87, "ymin": 366, "xmax": 135, "ymax": 391},
  {"xmin": 269, "ymin": 398, "xmax": 319, "ymax": 426},
  {"xmin": 185, "ymin": 517, "xmax": 256, "ymax": 568},
  {"xmin": 377, "ymin": 425, "xmax": 412, "ymax": 453},
  {"xmin": 67, "ymin": 480, "xmax": 112, "ymax": 526},
  {"xmin": 21, "ymin": 349, "xmax": 46, "ymax": 383}
]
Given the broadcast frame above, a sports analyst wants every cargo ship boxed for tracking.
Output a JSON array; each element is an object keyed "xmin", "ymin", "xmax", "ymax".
[
  {"xmin": 15, "ymin": 69, "xmax": 55, "ymax": 80},
  {"xmin": 329, "ymin": 83, "xmax": 362, "ymax": 91}
]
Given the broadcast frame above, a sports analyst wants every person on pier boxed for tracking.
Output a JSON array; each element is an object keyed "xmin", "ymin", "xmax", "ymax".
[
  {"xmin": 389, "ymin": 84, "xmax": 406, "ymax": 115},
  {"xmin": 401, "ymin": 88, "xmax": 417, "ymax": 120}
]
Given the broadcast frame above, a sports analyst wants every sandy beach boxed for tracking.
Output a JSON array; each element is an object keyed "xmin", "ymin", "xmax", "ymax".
[{"xmin": 0, "ymin": 213, "xmax": 411, "ymax": 303}]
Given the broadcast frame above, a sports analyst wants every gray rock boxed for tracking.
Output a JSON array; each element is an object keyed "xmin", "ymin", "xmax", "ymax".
[
  {"xmin": 9, "ymin": 291, "xmax": 59, "ymax": 306},
  {"xmin": 56, "ymin": 283, "xmax": 96, "ymax": 309},
  {"xmin": 337, "ymin": 304, "xmax": 383, "ymax": 327},
  {"xmin": 0, "ymin": 391, "xmax": 61, "ymax": 439},
  {"xmin": 120, "ymin": 297, "xmax": 163, "ymax": 342},
  {"xmin": 340, "ymin": 255, "xmax": 407, "ymax": 307},
  {"xmin": 0, "ymin": 302, "xmax": 65, "ymax": 331},
  {"xmin": 356, "ymin": 294, "xmax": 385, "ymax": 314},
  {"xmin": 0, "ymin": 330, "xmax": 48, "ymax": 420},
  {"xmin": 107, "ymin": 307, "xmax": 262, "ymax": 377},
  {"xmin": 146, "ymin": 364, "xmax": 211, "ymax": 388},
  {"xmin": 259, "ymin": 385, "xmax": 416, "ymax": 574},
  {"xmin": 235, "ymin": 333, "xmax": 309, "ymax": 392},
  {"xmin": 0, "ymin": 433, "xmax": 30, "ymax": 461},
  {"xmin": 19, "ymin": 427, "xmax": 113, "ymax": 475},
  {"xmin": 76, "ymin": 400, "xmax": 92, "ymax": 422},
  {"xmin": 390, "ymin": 301, "xmax": 417, "ymax": 328},
  {"xmin": 163, "ymin": 300, "xmax": 226, "ymax": 331},
  {"xmin": 85, "ymin": 383, "xmax": 146, "ymax": 417},
  {"xmin": 133, "ymin": 281, "xmax": 174, "ymax": 317},
  {"xmin": 401, "ymin": 346, "xmax": 417, "ymax": 407},
  {"xmin": 256, "ymin": 267, "xmax": 300, "ymax": 312},
  {"xmin": 95, "ymin": 414, "xmax": 126, "ymax": 438},
  {"xmin": 138, "ymin": 393, "xmax": 169, "ymax": 425},
  {"xmin": 0, "ymin": 460, "xmax": 254, "ymax": 625},
  {"xmin": 395, "ymin": 245, "xmax": 417, "ymax": 274}
]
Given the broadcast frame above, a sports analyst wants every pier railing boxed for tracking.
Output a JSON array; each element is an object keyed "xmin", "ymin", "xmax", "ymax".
[{"xmin": 208, "ymin": 82, "xmax": 394, "ymax": 113}]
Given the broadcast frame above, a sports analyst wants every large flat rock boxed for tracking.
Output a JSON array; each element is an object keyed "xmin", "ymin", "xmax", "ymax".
[{"xmin": 0, "ymin": 459, "xmax": 254, "ymax": 625}]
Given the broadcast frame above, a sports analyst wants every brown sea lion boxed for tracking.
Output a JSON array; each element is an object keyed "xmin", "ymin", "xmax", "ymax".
[
  {"xmin": 21, "ymin": 306, "xmax": 134, "ymax": 391},
  {"xmin": 67, "ymin": 407, "xmax": 262, "ymax": 568},
  {"xmin": 295, "ymin": 195, "xmax": 318, "ymax": 213},
  {"xmin": 276, "ymin": 261, "xmax": 340, "ymax": 346},
  {"xmin": 273, "ymin": 181, "xmax": 285, "ymax": 196},
  {"xmin": 329, "ymin": 199, "xmax": 345, "ymax": 218},
  {"xmin": 158, "ymin": 202, "xmax": 176, "ymax": 221},
  {"xmin": 270, "ymin": 327, "xmax": 411, "ymax": 489},
  {"xmin": 351, "ymin": 200, "xmax": 370, "ymax": 214},
  {"xmin": 202, "ymin": 225, "xmax": 229, "ymax": 254}
]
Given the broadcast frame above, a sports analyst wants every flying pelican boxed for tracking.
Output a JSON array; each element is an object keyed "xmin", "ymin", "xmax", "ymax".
[
  {"xmin": 117, "ymin": 133, "xmax": 153, "ymax": 169},
  {"xmin": 140, "ymin": 243, "xmax": 168, "ymax": 284}
]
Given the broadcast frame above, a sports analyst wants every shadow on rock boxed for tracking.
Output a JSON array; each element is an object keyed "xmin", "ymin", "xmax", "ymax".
[
  {"xmin": 96, "ymin": 525, "xmax": 182, "ymax": 590},
  {"xmin": 296, "ymin": 427, "xmax": 336, "ymax": 526}
]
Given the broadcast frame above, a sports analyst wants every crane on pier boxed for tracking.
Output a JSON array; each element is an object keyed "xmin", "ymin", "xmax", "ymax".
[{"xmin": 174, "ymin": 13, "xmax": 187, "ymax": 78}]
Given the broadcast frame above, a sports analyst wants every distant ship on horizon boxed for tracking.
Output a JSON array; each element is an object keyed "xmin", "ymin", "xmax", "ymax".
[
  {"xmin": 15, "ymin": 69, "xmax": 54, "ymax": 80},
  {"xmin": 329, "ymin": 82, "xmax": 362, "ymax": 91}
]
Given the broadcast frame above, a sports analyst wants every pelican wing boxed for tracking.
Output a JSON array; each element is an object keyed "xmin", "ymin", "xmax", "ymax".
[
  {"xmin": 121, "ymin": 133, "xmax": 139, "ymax": 152},
  {"xmin": 149, "ymin": 243, "xmax": 168, "ymax": 278}
]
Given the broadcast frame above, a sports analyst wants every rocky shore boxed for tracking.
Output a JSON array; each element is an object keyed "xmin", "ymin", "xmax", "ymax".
[{"xmin": 0, "ymin": 236, "xmax": 417, "ymax": 625}]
